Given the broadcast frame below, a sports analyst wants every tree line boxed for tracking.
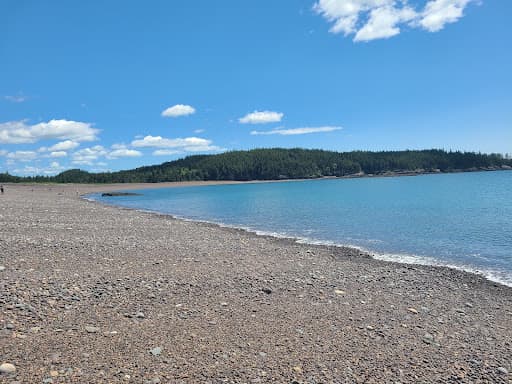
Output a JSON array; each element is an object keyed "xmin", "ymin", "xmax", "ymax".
[{"xmin": 1, "ymin": 148, "xmax": 510, "ymax": 184}]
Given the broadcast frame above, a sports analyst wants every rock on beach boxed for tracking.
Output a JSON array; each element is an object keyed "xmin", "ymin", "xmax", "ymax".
[{"xmin": 0, "ymin": 363, "xmax": 16, "ymax": 374}]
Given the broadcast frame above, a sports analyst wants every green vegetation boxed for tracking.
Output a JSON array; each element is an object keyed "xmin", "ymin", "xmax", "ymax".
[{"xmin": 1, "ymin": 148, "xmax": 511, "ymax": 183}]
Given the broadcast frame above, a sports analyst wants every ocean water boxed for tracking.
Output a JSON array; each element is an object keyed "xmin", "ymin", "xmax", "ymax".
[{"xmin": 89, "ymin": 171, "xmax": 512, "ymax": 286}]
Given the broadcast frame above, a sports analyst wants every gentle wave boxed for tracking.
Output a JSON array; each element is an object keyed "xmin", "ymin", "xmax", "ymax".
[{"xmin": 85, "ymin": 193, "xmax": 512, "ymax": 287}]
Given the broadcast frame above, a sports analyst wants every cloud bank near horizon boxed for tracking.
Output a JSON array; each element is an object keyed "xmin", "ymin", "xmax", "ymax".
[{"xmin": 251, "ymin": 126, "xmax": 342, "ymax": 136}]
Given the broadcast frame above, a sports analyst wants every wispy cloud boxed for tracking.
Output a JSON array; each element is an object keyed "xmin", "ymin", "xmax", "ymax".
[
  {"xmin": 13, "ymin": 161, "xmax": 64, "ymax": 176},
  {"xmin": 49, "ymin": 151, "xmax": 68, "ymax": 158},
  {"xmin": 239, "ymin": 110, "xmax": 284, "ymax": 124},
  {"xmin": 108, "ymin": 149, "xmax": 142, "ymax": 158},
  {"xmin": 0, "ymin": 119, "xmax": 99, "ymax": 144},
  {"xmin": 70, "ymin": 145, "xmax": 143, "ymax": 164},
  {"xmin": 6, "ymin": 150, "xmax": 38, "ymax": 162},
  {"xmin": 418, "ymin": 0, "xmax": 472, "ymax": 32},
  {"xmin": 71, "ymin": 145, "xmax": 108, "ymax": 165},
  {"xmin": 161, "ymin": 104, "xmax": 196, "ymax": 117},
  {"xmin": 250, "ymin": 126, "xmax": 342, "ymax": 136},
  {"xmin": 132, "ymin": 135, "xmax": 221, "ymax": 152},
  {"xmin": 49, "ymin": 140, "xmax": 80, "ymax": 151},
  {"xmin": 153, "ymin": 149, "xmax": 183, "ymax": 156},
  {"xmin": 314, "ymin": 0, "xmax": 475, "ymax": 42},
  {"xmin": 4, "ymin": 95, "xmax": 28, "ymax": 103}
]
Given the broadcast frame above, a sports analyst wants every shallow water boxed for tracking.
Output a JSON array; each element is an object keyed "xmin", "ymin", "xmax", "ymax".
[{"xmin": 90, "ymin": 171, "xmax": 512, "ymax": 286}]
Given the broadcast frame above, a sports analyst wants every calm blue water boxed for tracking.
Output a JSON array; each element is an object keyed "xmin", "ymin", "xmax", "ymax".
[{"xmin": 89, "ymin": 171, "xmax": 512, "ymax": 286}]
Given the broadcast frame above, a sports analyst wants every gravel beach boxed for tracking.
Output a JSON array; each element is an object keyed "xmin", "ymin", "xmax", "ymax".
[{"xmin": 1, "ymin": 183, "xmax": 511, "ymax": 383}]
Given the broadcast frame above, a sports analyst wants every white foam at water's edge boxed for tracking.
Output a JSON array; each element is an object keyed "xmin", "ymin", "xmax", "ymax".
[{"xmin": 85, "ymin": 194, "xmax": 512, "ymax": 288}]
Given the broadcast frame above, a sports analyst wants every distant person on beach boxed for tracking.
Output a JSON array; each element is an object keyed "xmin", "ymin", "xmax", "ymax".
[{"xmin": 0, "ymin": 185, "xmax": 3, "ymax": 194}]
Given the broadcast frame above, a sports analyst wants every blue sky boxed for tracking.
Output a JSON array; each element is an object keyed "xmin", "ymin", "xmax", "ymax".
[{"xmin": 1, "ymin": 0, "xmax": 510, "ymax": 175}]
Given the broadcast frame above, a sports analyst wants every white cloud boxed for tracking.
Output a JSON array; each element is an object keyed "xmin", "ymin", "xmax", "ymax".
[
  {"xmin": 110, "ymin": 143, "xmax": 127, "ymax": 150},
  {"xmin": 71, "ymin": 145, "xmax": 142, "ymax": 164},
  {"xmin": 194, "ymin": 129, "xmax": 205, "ymax": 134},
  {"xmin": 13, "ymin": 166, "xmax": 40, "ymax": 175},
  {"xmin": 0, "ymin": 119, "xmax": 99, "ymax": 144},
  {"xmin": 239, "ymin": 110, "xmax": 284, "ymax": 124},
  {"xmin": 153, "ymin": 149, "xmax": 183, "ymax": 156},
  {"xmin": 108, "ymin": 149, "xmax": 142, "ymax": 158},
  {"xmin": 161, "ymin": 104, "xmax": 196, "ymax": 117},
  {"xmin": 49, "ymin": 161, "xmax": 62, "ymax": 169},
  {"xmin": 419, "ymin": 0, "xmax": 471, "ymax": 32},
  {"xmin": 7, "ymin": 150, "xmax": 38, "ymax": 161},
  {"xmin": 250, "ymin": 126, "xmax": 342, "ymax": 136},
  {"xmin": 14, "ymin": 161, "xmax": 64, "ymax": 176},
  {"xmin": 49, "ymin": 151, "xmax": 67, "ymax": 158},
  {"xmin": 314, "ymin": 0, "xmax": 474, "ymax": 42},
  {"xmin": 131, "ymin": 135, "xmax": 221, "ymax": 152},
  {"xmin": 72, "ymin": 145, "xmax": 108, "ymax": 165},
  {"xmin": 0, "ymin": 149, "xmax": 7, "ymax": 156},
  {"xmin": 354, "ymin": 5, "xmax": 417, "ymax": 42},
  {"xmin": 48, "ymin": 140, "xmax": 80, "ymax": 151}
]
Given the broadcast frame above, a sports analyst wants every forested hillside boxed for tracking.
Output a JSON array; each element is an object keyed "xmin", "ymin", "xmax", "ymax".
[{"xmin": 1, "ymin": 148, "xmax": 510, "ymax": 183}]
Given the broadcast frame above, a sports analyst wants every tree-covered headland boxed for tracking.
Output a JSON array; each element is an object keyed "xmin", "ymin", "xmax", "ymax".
[{"xmin": 1, "ymin": 148, "xmax": 511, "ymax": 183}]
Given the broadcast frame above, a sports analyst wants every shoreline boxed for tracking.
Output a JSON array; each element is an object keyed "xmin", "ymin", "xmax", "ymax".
[
  {"xmin": 88, "ymin": 195, "xmax": 512, "ymax": 289},
  {"xmin": 83, "ymin": 177, "xmax": 512, "ymax": 289},
  {"xmin": 1, "ymin": 184, "xmax": 511, "ymax": 382},
  {"xmin": 3, "ymin": 166, "xmax": 511, "ymax": 190}
]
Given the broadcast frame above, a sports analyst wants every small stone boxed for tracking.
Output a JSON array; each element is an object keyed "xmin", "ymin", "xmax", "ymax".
[
  {"xmin": 0, "ymin": 363, "xmax": 16, "ymax": 374},
  {"xmin": 220, "ymin": 302, "xmax": 228, "ymax": 306},
  {"xmin": 0, "ymin": 266, "xmax": 5, "ymax": 271},
  {"xmin": 258, "ymin": 352, "xmax": 267, "ymax": 357},
  {"xmin": 30, "ymin": 327, "xmax": 41, "ymax": 333},
  {"xmin": 497, "ymin": 367, "xmax": 509, "ymax": 375},
  {"xmin": 85, "ymin": 326, "xmax": 99, "ymax": 333},
  {"xmin": 292, "ymin": 365, "xmax": 303, "ymax": 373},
  {"xmin": 150, "ymin": 347, "xmax": 162, "ymax": 356},
  {"xmin": 261, "ymin": 288, "xmax": 272, "ymax": 294},
  {"xmin": 49, "ymin": 352, "xmax": 61, "ymax": 363},
  {"xmin": 43, "ymin": 379, "xmax": 53, "ymax": 384},
  {"xmin": 366, "ymin": 325, "xmax": 375, "ymax": 330},
  {"xmin": 6, "ymin": 323, "xmax": 14, "ymax": 330},
  {"xmin": 407, "ymin": 308, "xmax": 418, "ymax": 314},
  {"xmin": 465, "ymin": 302, "xmax": 473, "ymax": 308},
  {"xmin": 334, "ymin": 289, "xmax": 346, "ymax": 295},
  {"xmin": 135, "ymin": 312, "xmax": 145, "ymax": 319},
  {"xmin": 50, "ymin": 370, "xmax": 59, "ymax": 377},
  {"xmin": 422, "ymin": 333, "xmax": 434, "ymax": 344}
]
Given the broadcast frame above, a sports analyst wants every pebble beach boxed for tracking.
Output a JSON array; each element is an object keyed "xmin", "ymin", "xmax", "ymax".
[{"xmin": 1, "ymin": 183, "xmax": 511, "ymax": 383}]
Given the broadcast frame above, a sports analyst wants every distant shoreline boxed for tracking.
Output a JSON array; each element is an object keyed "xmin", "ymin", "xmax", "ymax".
[
  {"xmin": 2, "ymin": 148, "xmax": 510, "ymax": 184},
  {"xmin": 3, "ymin": 166, "xmax": 511, "ymax": 191}
]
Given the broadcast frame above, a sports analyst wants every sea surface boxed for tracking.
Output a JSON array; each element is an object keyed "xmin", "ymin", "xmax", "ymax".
[{"xmin": 89, "ymin": 171, "xmax": 512, "ymax": 286}]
